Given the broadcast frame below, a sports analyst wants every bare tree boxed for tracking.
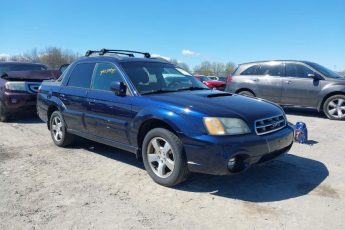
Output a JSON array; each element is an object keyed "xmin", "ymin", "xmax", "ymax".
[
  {"xmin": 224, "ymin": 62, "xmax": 237, "ymax": 76},
  {"xmin": 39, "ymin": 47, "xmax": 76, "ymax": 68},
  {"xmin": 170, "ymin": 59, "xmax": 191, "ymax": 72},
  {"xmin": 211, "ymin": 62, "xmax": 225, "ymax": 76},
  {"xmin": 1, "ymin": 47, "xmax": 79, "ymax": 68},
  {"xmin": 194, "ymin": 61, "xmax": 213, "ymax": 75}
]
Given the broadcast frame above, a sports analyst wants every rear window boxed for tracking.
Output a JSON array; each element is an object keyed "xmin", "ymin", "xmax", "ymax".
[
  {"xmin": 67, "ymin": 63, "xmax": 95, "ymax": 88},
  {"xmin": 0, "ymin": 63, "xmax": 47, "ymax": 74}
]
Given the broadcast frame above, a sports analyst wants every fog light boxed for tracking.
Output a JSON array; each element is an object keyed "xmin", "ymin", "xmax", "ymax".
[{"xmin": 227, "ymin": 157, "xmax": 236, "ymax": 170}]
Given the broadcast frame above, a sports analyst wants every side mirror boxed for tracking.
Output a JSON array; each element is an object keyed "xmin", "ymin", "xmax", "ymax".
[
  {"xmin": 308, "ymin": 73, "xmax": 322, "ymax": 80},
  {"xmin": 110, "ymin": 81, "xmax": 127, "ymax": 96}
]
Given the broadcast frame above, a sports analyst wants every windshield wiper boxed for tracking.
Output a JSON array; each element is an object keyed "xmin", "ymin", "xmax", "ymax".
[
  {"xmin": 178, "ymin": 86, "xmax": 210, "ymax": 91},
  {"xmin": 141, "ymin": 89, "xmax": 178, "ymax": 95}
]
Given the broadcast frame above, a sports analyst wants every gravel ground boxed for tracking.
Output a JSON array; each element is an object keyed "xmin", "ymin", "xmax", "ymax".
[{"xmin": 0, "ymin": 109, "xmax": 344, "ymax": 230}]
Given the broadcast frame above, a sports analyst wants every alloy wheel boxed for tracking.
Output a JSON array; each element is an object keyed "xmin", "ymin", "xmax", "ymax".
[
  {"xmin": 147, "ymin": 137, "xmax": 175, "ymax": 178},
  {"xmin": 327, "ymin": 98, "xmax": 345, "ymax": 119},
  {"xmin": 51, "ymin": 116, "xmax": 64, "ymax": 142}
]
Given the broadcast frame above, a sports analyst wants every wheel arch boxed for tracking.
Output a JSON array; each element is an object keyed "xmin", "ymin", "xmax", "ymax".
[
  {"xmin": 136, "ymin": 118, "xmax": 181, "ymax": 160},
  {"xmin": 47, "ymin": 104, "xmax": 60, "ymax": 130},
  {"xmin": 318, "ymin": 91, "xmax": 345, "ymax": 112},
  {"xmin": 235, "ymin": 88, "xmax": 256, "ymax": 96}
]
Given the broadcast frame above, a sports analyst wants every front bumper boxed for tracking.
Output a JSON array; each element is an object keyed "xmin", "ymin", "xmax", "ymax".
[
  {"xmin": 2, "ymin": 91, "xmax": 37, "ymax": 113},
  {"xmin": 182, "ymin": 124, "xmax": 294, "ymax": 175}
]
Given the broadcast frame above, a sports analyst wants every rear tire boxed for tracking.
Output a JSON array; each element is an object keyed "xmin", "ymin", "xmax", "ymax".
[
  {"xmin": 49, "ymin": 111, "xmax": 74, "ymax": 147},
  {"xmin": 323, "ymin": 95, "xmax": 345, "ymax": 120},
  {"xmin": 238, "ymin": 90, "xmax": 255, "ymax": 97},
  {"xmin": 0, "ymin": 101, "xmax": 8, "ymax": 122},
  {"xmin": 142, "ymin": 128, "xmax": 190, "ymax": 187}
]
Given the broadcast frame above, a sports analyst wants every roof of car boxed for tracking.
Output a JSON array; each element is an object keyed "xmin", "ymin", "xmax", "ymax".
[{"xmin": 239, "ymin": 60, "xmax": 313, "ymax": 65}]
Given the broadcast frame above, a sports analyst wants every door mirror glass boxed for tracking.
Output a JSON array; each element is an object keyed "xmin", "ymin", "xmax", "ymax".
[{"xmin": 110, "ymin": 81, "xmax": 127, "ymax": 96}]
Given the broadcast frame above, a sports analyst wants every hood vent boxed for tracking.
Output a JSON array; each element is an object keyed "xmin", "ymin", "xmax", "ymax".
[{"xmin": 207, "ymin": 93, "xmax": 232, "ymax": 98}]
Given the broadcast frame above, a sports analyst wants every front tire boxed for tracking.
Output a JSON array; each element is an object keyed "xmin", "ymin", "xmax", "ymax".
[
  {"xmin": 142, "ymin": 128, "xmax": 190, "ymax": 187},
  {"xmin": 0, "ymin": 101, "xmax": 8, "ymax": 122},
  {"xmin": 49, "ymin": 111, "xmax": 74, "ymax": 147},
  {"xmin": 323, "ymin": 95, "xmax": 345, "ymax": 120}
]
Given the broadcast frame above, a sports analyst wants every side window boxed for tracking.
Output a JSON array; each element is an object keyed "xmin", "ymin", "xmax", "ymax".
[
  {"xmin": 91, "ymin": 63, "xmax": 126, "ymax": 91},
  {"xmin": 67, "ymin": 63, "xmax": 95, "ymax": 88},
  {"xmin": 257, "ymin": 64, "xmax": 283, "ymax": 76},
  {"xmin": 286, "ymin": 64, "xmax": 314, "ymax": 78},
  {"xmin": 240, "ymin": 65, "xmax": 259, "ymax": 75}
]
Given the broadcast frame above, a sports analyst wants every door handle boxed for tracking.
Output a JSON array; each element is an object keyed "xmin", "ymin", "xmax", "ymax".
[
  {"xmin": 88, "ymin": 99, "xmax": 96, "ymax": 105},
  {"xmin": 59, "ymin": 93, "xmax": 67, "ymax": 100},
  {"xmin": 253, "ymin": 78, "xmax": 259, "ymax": 82},
  {"xmin": 286, "ymin": 80, "xmax": 293, "ymax": 84}
]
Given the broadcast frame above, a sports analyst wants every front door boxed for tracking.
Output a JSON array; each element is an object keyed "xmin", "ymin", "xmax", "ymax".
[
  {"xmin": 84, "ymin": 62, "xmax": 134, "ymax": 145},
  {"xmin": 281, "ymin": 63, "xmax": 322, "ymax": 107}
]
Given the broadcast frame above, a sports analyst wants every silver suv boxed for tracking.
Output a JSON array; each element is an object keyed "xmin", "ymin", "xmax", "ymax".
[{"xmin": 226, "ymin": 60, "xmax": 345, "ymax": 120}]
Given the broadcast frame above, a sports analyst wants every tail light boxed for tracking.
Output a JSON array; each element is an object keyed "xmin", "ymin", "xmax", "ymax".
[{"xmin": 226, "ymin": 76, "xmax": 233, "ymax": 83}]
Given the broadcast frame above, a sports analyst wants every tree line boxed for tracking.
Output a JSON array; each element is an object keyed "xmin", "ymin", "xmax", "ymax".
[
  {"xmin": 0, "ymin": 47, "xmax": 79, "ymax": 69},
  {"xmin": 0, "ymin": 47, "xmax": 237, "ymax": 76},
  {"xmin": 2, "ymin": 47, "xmax": 343, "ymax": 77}
]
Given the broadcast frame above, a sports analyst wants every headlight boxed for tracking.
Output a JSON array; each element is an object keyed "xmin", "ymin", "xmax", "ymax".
[
  {"xmin": 5, "ymin": 82, "xmax": 26, "ymax": 91},
  {"xmin": 203, "ymin": 117, "xmax": 251, "ymax": 135}
]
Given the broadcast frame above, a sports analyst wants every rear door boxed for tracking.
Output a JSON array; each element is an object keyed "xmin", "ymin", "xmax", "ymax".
[
  {"xmin": 281, "ymin": 62, "xmax": 321, "ymax": 107},
  {"xmin": 59, "ymin": 62, "xmax": 95, "ymax": 132},
  {"xmin": 254, "ymin": 63, "xmax": 284, "ymax": 103},
  {"xmin": 235, "ymin": 63, "xmax": 283, "ymax": 103},
  {"xmin": 85, "ymin": 62, "xmax": 134, "ymax": 145}
]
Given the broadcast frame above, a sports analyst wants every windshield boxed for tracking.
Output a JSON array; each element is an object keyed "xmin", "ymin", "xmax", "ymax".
[
  {"xmin": 0, "ymin": 63, "xmax": 47, "ymax": 75},
  {"xmin": 307, "ymin": 62, "xmax": 344, "ymax": 79},
  {"xmin": 120, "ymin": 62, "xmax": 209, "ymax": 94}
]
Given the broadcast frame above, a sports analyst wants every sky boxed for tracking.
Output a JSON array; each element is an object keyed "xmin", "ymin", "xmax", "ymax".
[{"xmin": 0, "ymin": 0, "xmax": 344, "ymax": 71}]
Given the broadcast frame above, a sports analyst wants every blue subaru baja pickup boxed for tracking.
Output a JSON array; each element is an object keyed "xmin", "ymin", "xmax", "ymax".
[{"xmin": 37, "ymin": 49, "xmax": 294, "ymax": 186}]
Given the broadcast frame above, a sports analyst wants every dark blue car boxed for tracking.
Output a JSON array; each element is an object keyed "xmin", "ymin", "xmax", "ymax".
[{"xmin": 37, "ymin": 49, "xmax": 294, "ymax": 186}]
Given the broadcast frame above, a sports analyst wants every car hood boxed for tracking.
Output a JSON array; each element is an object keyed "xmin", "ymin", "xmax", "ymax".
[
  {"xmin": 145, "ymin": 90, "xmax": 284, "ymax": 123},
  {"xmin": 1, "ymin": 70, "xmax": 60, "ymax": 81}
]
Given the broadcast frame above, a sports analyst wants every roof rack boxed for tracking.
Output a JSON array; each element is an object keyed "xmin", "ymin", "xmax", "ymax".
[{"xmin": 85, "ymin": 49, "xmax": 151, "ymax": 58}]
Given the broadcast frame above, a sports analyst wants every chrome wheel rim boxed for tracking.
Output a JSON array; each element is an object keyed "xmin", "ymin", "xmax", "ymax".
[
  {"xmin": 147, "ymin": 137, "xmax": 175, "ymax": 178},
  {"xmin": 52, "ymin": 116, "xmax": 63, "ymax": 142},
  {"xmin": 327, "ymin": 98, "xmax": 345, "ymax": 118}
]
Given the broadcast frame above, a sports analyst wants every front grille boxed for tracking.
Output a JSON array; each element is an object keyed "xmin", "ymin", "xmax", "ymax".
[{"xmin": 255, "ymin": 114, "xmax": 286, "ymax": 135}]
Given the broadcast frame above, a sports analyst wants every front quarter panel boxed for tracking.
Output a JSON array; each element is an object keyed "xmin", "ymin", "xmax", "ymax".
[
  {"xmin": 129, "ymin": 99, "xmax": 206, "ymax": 147},
  {"xmin": 318, "ymin": 81, "xmax": 345, "ymax": 110}
]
